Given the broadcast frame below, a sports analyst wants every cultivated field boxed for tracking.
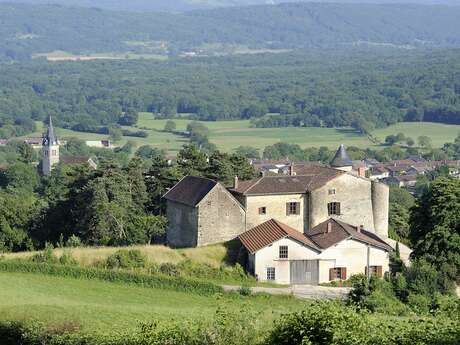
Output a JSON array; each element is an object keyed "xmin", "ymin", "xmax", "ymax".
[
  {"xmin": 28, "ymin": 113, "xmax": 460, "ymax": 154},
  {"xmin": 0, "ymin": 272, "xmax": 303, "ymax": 333}
]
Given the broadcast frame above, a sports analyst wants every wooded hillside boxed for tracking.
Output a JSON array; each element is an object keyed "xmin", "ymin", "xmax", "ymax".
[{"xmin": 2, "ymin": 2, "xmax": 460, "ymax": 60}]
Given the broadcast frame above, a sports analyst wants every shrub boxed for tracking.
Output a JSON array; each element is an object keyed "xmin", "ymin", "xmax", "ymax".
[
  {"xmin": 65, "ymin": 235, "xmax": 82, "ymax": 248},
  {"xmin": 431, "ymin": 293, "xmax": 460, "ymax": 319},
  {"xmin": 31, "ymin": 243, "xmax": 58, "ymax": 264},
  {"xmin": 266, "ymin": 300, "xmax": 460, "ymax": 345},
  {"xmin": 159, "ymin": 262, "xmax": 179, "ymax": 276},
  {"xmin": 59, "ymin": 251, "xmax": 78, "ymax": 266},
  {"xmin": 238, "ymin": 286, "xmax": 252, "ymax": 296},
  {"xmin": 106, "ymin": 249, "xmax": 147, "ymax": 270},
  {"xmin": 407, "ymin": 293, "xmax": 431, "ymax": 314}
]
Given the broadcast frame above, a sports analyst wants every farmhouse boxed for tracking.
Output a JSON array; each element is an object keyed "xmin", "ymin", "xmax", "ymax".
[
  {"xmin": 239, "ymin": 218, "xmax": 391, "ymax": 284},
  {"xmin": 164, "ymin": 144, "xmax": 397, "ymax": 284}
]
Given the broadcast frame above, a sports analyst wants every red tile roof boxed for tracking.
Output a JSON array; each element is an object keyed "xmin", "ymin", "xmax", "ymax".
[
  {"xmin": 239, "ymin": 218, "xmax": 392, "ymax": 254},
  {"xmin": 306, "ymin": 218, "xmax": 392, "ymax": 251},
  {"xmin": 238, "ymin": 219, "xmax": 320, "ymax": 254}
]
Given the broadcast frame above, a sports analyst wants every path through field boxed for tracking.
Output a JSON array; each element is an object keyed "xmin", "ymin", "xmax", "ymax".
[{"xmin": 222, "ymin": 284, "xmax": 350, "ymax": 299}]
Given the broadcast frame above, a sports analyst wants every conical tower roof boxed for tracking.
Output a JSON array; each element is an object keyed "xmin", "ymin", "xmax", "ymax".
[
  {"xmin": 330, "ymin": 144, "xmax": 352, "ymax": 168},
  {"xmin": 43, "ymin": 116, "xmax": 58, "ymax": 146}
]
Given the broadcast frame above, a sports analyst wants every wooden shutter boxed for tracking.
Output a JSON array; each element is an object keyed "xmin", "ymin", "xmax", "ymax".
[
  {"xmin": 337, "ymin": 203, "xmax": 341, "ymax": 215},
  {"xmin": 286, "ymin": 203, "xmax": 289, "ymax": 216},
  {"xmin": 377, "ymin": 266, "xmax": 383, "ymax": 278},
  {"xmin": 296, "ymin": 202, "xmax": 300, "ymax": 215},
  {"xmin": 340, "ymin": 267, "xmax": 347, "ymax": 280},
  {"xmin": 329, "ymin": 268, "xmax": 334, "ymax": 281},
  {"xmin": 364, "ymin": 266, "xmax": 368, "ymax": 275}
]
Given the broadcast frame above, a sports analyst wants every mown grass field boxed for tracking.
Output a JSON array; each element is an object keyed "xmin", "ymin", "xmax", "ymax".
[
  {"xmin": 0, "ymin": 272, "xmax": 304, "ymax": 333},
  {"xmin": 28, "ymin": 113, "xmax": 460, "ymax": 154}
]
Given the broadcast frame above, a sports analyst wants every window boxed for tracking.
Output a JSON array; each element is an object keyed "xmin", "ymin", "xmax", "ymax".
[
  {"xmin": 286, "ymin": 202, "xmax": 300, "ymax": 215},
  {"xmin": 258, "ymin": 207, "xmax": 267, "ymax": 215},
  {"xmin": 329, "ymin": 267, "xmax": 346, "ymax": 280},
  {"xmin": 328, "ymin": 202, "xmax": 341, "ymax": 216},
  {"xmin": 279, "ymin": 245, "xmax": 288, "ymax": 259},
  {"xmin": 266, "ymin": 267, "xmax": 276, "ymax": 281},
  {"xmin": 328, "ymin": 189, "xmax": 336, "ymax": 195},
  {"xmin": 365, "ymin": 265, "xmax": 383, "ymax": 278}
]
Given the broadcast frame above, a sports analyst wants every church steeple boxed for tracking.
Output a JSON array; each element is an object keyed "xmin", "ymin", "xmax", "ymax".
[
  {"xmin": 43, "ymin": 115, "xmax": 58, "ymax": 146},
  {"xmin": 42, "ymin": 116, "xmax": 60, "ymax": 175}
]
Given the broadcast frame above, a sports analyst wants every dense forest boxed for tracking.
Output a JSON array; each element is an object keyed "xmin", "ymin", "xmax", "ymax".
[
  {"xmin": 1, "ymin": 50, "xmax": 460, "ymax": 137},
  {"xmin": 2, "ymin": 2, "xmax": 460, "ymax": 60}
]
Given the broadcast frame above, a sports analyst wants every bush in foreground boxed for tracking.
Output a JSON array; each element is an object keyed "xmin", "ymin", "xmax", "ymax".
[{"xmin": 266, "ymin": 300, "xmax": 460, "ymax": 345}]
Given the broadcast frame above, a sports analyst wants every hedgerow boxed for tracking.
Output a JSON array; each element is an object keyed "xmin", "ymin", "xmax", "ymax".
[
  {"xmin": 266, "ymin": 300, "xmax": 460, "ymax": 345},
  {"xmin": 0, "ymin": 260, "xmax": 223, "ymax": 296}
]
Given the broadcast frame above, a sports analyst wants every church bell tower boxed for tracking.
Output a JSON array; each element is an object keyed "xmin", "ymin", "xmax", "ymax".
[{"xmin": 42, "ymin": 116, "xmax": 60, "ymax": 175}]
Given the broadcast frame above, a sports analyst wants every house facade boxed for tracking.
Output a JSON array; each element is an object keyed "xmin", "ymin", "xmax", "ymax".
[{"xmin": 240, "ymin": 218, "xmax": 391, "ymax": 285}]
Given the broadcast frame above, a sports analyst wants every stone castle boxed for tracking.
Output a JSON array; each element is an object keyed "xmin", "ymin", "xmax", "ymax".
[{"xmin": 164, "ymin": 144, "xmax": 389, "ymax": 248}]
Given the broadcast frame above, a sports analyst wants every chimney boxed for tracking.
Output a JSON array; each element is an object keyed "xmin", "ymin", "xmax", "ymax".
[
  {"xmin": 358, "ymin": 166, "xmax": 366, "ymax": 177},
  {"xmin": 327, "ymin": 222, "xmax": 332, "ymax": 233},
  {"xmin": 233, "ymin": 176, "xmax": 239, "ymax": 189},
  {"xmin": 357, "ymin": 225, "xmax": 364, "ymax": 233},
  {"xmin": 289, "ymin": 164, "xmax": 296, "ymax": 176}
]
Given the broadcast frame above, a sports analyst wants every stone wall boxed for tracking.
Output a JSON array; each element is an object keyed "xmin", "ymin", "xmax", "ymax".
[
  {"xmin": 197, "ymin": 184, "xmax": 246, "ymax": 246},
  {"xmin": 309, "ymin": 174, "xmax": 376, "ymax": 232},
  {"xmin": 245, "ymin": 193, "xmax": 306, "ymax": 231},
  {"xmin": 166, "ymin": 200, "xmax": 198, "ymax": 248}
]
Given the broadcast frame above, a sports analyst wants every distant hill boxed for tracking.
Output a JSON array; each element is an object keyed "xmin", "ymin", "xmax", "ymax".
[
  {"xmin": 0, "ymin": 0, "xmax": 458, "ymax": 13},
  {"xmin": 1, "ymin": 2, "xmax": 460, "ymax": 60}
]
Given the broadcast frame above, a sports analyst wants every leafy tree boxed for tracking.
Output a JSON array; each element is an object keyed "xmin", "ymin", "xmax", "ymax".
[
  {"xmin": 410, "ymin": 177, "xmax": 460, "ymax": 284},
  {"xmin": 163, "ymin": 120, "xmax": 177, "ymax": 132},
  {"xmin": 234, "ymin": 146, "xmax": 260, "ymax": 159},
  {"xmin": 109, "ymin": 127, "xmax": 123, "ymax": 143},
  {"xmin": 0, "ymin": 162, "xmax": 39, "ymax": 193},
  {"xmin": 177, "ymin": 144, "xmax": 208, "ymax": 176},
  {"xmin": 118, "ymin": 109, "xmax": 139, "ymax": 126},
  {"xmin": 418, "ymin": 135, "xmax": 432, "ymax": 149}
]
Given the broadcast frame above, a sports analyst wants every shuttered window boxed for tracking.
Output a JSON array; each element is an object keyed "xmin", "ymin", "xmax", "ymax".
[
  {"xmin": 286, "ymin": 202, "xmax": 300, "ymax": 215},
  {"xmin": 365, "ymin": 265, "xmax": 383, "ymax": 278},
  {"xmin": 329, "ymin": 267, "xmax": 347, "ymax": 280}
]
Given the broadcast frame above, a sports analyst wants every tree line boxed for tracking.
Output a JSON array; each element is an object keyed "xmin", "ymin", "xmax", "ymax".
[{"xmin": 1, "ymin": 49, "xmax": 460, "ymax": 139}]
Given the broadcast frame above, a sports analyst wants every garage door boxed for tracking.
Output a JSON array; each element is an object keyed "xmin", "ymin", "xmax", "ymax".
[{"xmin": 290, "ymin": 260, "xmax": 319, "ymax": 285}]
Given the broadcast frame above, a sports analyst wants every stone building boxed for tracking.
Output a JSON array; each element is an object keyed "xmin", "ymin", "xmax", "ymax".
[
  {"xmin": 164, "ymin": 176, "xmax": 246, "ymax": 247},
  {"xmin": 42, "ymin": 116, "xmax": 60, "ymax": 175}
]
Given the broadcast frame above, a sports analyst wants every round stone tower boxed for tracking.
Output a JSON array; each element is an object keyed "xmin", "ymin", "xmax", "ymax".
[
  {"xmin": 330, "ymin": 144, "xmax": 353, "ymax": 172},
  {"xmin": 371, "ymin": 180, "xmax": 389, "ymax": 238}
]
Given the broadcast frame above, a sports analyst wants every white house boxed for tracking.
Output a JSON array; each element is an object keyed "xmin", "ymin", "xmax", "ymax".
[{"xmin": 239, "ymin": 218, "xmax": 391, "ymax": 285}]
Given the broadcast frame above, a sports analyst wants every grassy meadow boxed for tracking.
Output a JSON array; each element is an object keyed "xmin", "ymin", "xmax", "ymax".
[
  {"xmin": 0, "ymin": 272, "xmax": 303, "ymax": 333},
  {"xmin": 1, "ymin": 244, "xmax": 231, "ymax": 268},
  {"xmin": 26, "ymin": 113, "xmax": 460, "ymax": 154}
]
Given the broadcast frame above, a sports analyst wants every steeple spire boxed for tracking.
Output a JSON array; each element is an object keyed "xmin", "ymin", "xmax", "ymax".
[
  {"xmin": 42, "ymin": 116, "xmax": 60, "ymax": 175},
  {"xmin": 43, "ymin": 116, "xmax": 58, "ymax": 146}
]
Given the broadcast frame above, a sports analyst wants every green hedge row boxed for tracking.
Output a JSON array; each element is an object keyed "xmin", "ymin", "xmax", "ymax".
[
  {"xmin": 266, "ymin": 300, "xmax": 460, "ymax": 345},
  {"xmin": 0, "ymin": 260, "xmax": 223, "ymax": 296}
]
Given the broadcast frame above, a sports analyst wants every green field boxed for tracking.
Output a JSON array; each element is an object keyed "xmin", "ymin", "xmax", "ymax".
[
  {"xmin": 0, "ymin": 272, "xmax": 303, "ymax": 333},
  {"xmin": 29, "ymin": 113, "xmax": 460, "ymax": 154}
]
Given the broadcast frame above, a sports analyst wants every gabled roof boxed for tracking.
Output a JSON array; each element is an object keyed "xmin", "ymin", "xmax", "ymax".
[
  {"xmin": 230, "ymin": 166, "xmax": 343, "ymax": 195},
  {"xmin": 238, "ymin": 219, "xmax": 320, "ymax": 254},
  {"xmin": 239, "ymin": 218, "xmax": 392, "ymax": 254},
  {"xmin": 330, "ymin": 144, "xmax": 352, "ymax": 168},
  {"xmin": 306, "ymin": 218, "xmax": 392, "ymax": 251},
  {"xmin": 163, "ymin": 176, "xmax": 218, "ymax": 207}
]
